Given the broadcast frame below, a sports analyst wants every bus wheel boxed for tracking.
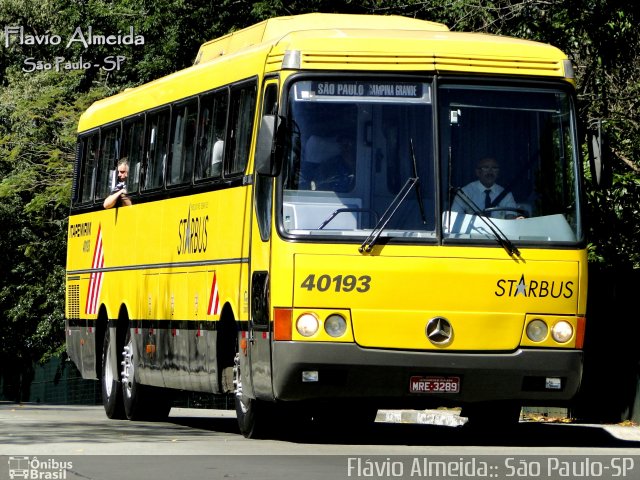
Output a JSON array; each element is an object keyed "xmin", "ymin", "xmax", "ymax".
[
  {"xmin": 121, "ymin": 325, "xmax": 171, "ymax": 421},
  {"xmin": 233, "ymin": 352, "xmax": 274, "ymax": 438},
  {"xmin": 101, "ymin": 326, "xmax": 125, "ymax": 419}
]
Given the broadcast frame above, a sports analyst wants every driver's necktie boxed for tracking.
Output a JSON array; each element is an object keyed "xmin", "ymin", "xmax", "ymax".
[{"xmin": 484, "ymin": 189, "xmax": 492, "ymax": 209}]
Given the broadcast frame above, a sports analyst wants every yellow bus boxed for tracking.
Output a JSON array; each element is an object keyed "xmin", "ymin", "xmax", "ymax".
[{"xmin": 66, "ymin": 13, "xmax": 588, "ymax": 437}]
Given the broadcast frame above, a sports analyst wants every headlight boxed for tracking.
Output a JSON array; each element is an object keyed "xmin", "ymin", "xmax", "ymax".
[
  {"xmin": 324, "ymin": 314, "xmax": 347, "ymax": 337},
  {"xmin": 526, "ymin": 319, "xmax": 548, "ymax": 342},
  {"xmin": 296, "ymin": 313, "xmax": 319, "ymax": 337},
  {"xmin": 551, "ymin": 321, "xmax": 573, "ymax": 343}
]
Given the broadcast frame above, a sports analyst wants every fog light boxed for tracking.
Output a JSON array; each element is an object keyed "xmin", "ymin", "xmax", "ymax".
[
  {"xmin": 546, "ymin": 377, "xmax": 562, "ymax": 390},
  {"xmin": 302, "ymin": 371, "xmax": 319, "ymax": 382},
  {"xmin": 526, "ymin": 319, "xmax": 548, "ymax": 342},
  {"xmin": 296, "ymin": 313, "xmax": 319, "ymax": 337},
  {"xmin": 551, "ymin": 321, "xmax": 573, "ymax": 343},
  {"xmin": 324, "ymin": 314, "xmax": 347, "ymax": 337}
]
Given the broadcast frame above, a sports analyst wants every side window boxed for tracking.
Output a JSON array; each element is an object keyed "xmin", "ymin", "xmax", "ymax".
[
  {"xmin": 79, "ymin": 134, "xmax": 99, "ymax": 204},
  {"xmin": 195, "ymin": 90, "xmax": 228, "ymax": 181},
  {"xmin": 168, "ymin": 99, "xmax": 198, "ymax": 186},
  {"xmin": 143, "ymin": 109, "xmax": 170, "ymax": 190},
  {"xmin": 122, "ymin": 116, "xmax": 145, "ymax": 194},
  {"xmin": 96, "ymin": 126, "xmax": 120, "ymax": 199},
  {"xmin": 226, "ymin": 82, "xmax": 257, "ymax": 176}
]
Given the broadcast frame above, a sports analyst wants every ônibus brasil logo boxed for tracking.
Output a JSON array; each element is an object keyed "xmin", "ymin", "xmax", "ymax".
[{"xmin": 8, "ymin": 456, "xmax": 72, "ymax": 479}]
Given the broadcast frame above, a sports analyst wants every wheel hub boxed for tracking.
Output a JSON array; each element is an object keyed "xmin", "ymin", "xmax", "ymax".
[{"xmin": 121, "ymin": 343, "xmax": 134, "ymax": 398}]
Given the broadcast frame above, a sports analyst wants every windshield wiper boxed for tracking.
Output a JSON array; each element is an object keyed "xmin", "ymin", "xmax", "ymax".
[
  {"xmin": 451, "ymin": 187, "xmax": 522, "ymax": 259},
  {"xmin": 359, "ymin": 176, "xmax": 418, "ymax": 253},
  {"xmin": 410, "ymin": 139, "xmax": 428, "ymax": 225},
  {"xmin": 359, "ymin": 138, "xmax": 426, "ymax": 253}
]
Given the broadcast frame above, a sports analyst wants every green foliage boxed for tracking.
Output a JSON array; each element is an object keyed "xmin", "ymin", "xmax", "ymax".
[
  {"xmin": 0, "ymin": 0, "xmax": 638, "ymax": 400},
  {"xmin": 0, "ymin": 69, "xmax": 86, "ymax": 399},
  {"xmin": 0, "ymin": 69, "xmax": 96, "ymax": 211}
]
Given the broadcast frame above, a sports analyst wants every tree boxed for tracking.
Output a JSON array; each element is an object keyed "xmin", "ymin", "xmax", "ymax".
[{"xmin": 0, "ymin": 66, "xmax": 107, "ymax": 399}]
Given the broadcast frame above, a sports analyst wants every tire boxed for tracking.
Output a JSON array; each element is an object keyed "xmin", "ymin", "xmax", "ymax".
[
  {"xmin": 121, "ymin": 324, "xmax": 171, "ymax": 421},
  {"xmin": 233, "ymin": 352, "xmax": 275, "ymax": 438},
  {"xmin": 101, "ymin": 325, "xmax": 125, "ymax": 419}
]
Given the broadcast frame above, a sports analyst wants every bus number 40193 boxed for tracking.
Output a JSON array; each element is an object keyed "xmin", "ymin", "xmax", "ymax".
[{"xmin": 300, "ymin": 273, "xmax": 372, "ymax": 293}]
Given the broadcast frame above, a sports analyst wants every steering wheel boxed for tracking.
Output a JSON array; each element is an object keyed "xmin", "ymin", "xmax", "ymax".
[
  {"xmin": 311, "ymin": 174, "xmax": 354, "ymax": 192},
  {"xmin": 482, "ymin": 206, "xmax": 529, "ymax": 218}
]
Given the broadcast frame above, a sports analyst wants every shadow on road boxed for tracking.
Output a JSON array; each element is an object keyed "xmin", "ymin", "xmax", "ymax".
[
  {"xmin": 2, "ymin": 404, "xmax": 638, "ymax": 450},
  {"xmin": 170, "ymin": 413, "xmax": 640, "ymax": 449}
]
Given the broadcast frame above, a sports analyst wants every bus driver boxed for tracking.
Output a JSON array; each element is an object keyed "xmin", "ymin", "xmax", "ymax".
[
  {"xmin": 452, "ymin": 157, "xmax": 517, "ymax": 218},
  {"xmin": 304, "ymin": 134, "xmax": 356, "ymax": 192}
]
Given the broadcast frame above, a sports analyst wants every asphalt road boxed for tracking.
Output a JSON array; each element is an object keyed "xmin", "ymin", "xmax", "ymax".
[{"xmin": 1, "ymin": 403, "xmax": 639, "ymax": 480}]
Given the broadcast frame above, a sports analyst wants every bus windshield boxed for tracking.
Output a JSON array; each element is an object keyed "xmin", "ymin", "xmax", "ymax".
[
  {"xmin": 281, "ymin": 78, "xmax": 582, "ymax": 246},
  {"xmin": 441, "ymin": 84, "xmax": 582, "ymax": 245}
]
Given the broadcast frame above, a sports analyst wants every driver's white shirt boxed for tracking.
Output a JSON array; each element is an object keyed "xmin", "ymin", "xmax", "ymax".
[{"xmin": 452, "ymin": 180, "xmax": 516, "ymax": 218}]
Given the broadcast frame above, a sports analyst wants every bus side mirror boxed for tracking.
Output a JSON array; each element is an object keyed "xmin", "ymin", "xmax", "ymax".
[
  {"xmin": 587, "ymin": 120, "xmax": 611, "ymax": 189},
  {"xmin": 255, "ymin": 114, "xmax": 280, "ymax": 177}
]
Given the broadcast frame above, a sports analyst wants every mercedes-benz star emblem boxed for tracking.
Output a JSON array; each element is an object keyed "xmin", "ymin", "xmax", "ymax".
[{"xmin": 425, "ymin": 317, "xmax": 453, "ymax": 346}]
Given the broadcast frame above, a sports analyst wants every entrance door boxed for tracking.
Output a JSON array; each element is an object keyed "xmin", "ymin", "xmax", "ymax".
[{"xmin": 247, "ymin": 80, "xmax": 278, "ymax": 400}]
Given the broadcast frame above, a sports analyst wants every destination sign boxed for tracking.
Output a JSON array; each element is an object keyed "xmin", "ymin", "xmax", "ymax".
[{"xmin": 295, "ymin": 80, "xmax": 430, "ymax": 103}]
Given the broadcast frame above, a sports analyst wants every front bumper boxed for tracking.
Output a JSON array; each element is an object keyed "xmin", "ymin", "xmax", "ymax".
[{"xmin": 272, "ymin": 341, "xmax": 582, "ymax": 406}]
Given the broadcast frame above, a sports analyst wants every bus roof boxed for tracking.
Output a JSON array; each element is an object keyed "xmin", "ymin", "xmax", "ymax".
[
  {"xmin": 78, "ymin": 13, "xmax": 571, "ymax": 133},
  {"xmin": 194, "ymin": 13, "xmax": 450, "ymax": 64}
]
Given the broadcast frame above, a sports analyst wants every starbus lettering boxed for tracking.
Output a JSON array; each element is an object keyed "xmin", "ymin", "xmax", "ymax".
[
  {"xmin": 495, "ymin": 274, "xmax": 574, "ymax": 299},
  {"xmin": 177, "ymin": 209, "xmax": 208, "ymax": 255}
]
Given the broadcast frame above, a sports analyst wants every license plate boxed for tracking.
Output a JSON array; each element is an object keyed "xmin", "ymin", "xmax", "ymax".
[{"xmin": 410, "ymin": 376, "xmax": 460, "ymax": 394}]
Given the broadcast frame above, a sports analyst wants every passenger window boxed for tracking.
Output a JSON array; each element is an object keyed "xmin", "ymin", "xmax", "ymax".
[
  {"xmin": 226, "ymin": 83, "xmax": 257, "ymax": 176},
  {"xmin": 168, "ymin": 99, "xmax": 198, "ymax": 185},
  {"xmin": 96, "ymin": 126, "xmax": 120, "ymax": 199},
  {"xmin": 143, "ymin": 109, "xmax": 170, "ymax": 190},
  {"xmin": 122, "ymin": 117, "xmax": 145, "ymax": 194},
  {"xmin": 78, "ymin": 134, "xmax": 99, "ymax": 204},
  {"xmin": 196, "ymin": 90, "xmax": 228, "ymax": 181}
]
